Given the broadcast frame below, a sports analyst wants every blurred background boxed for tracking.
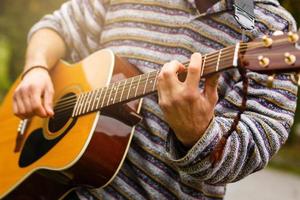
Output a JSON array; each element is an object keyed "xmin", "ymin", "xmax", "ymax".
[{"xmin": 0, "ymin": 0, "xmax": 299, "ymax": 199}]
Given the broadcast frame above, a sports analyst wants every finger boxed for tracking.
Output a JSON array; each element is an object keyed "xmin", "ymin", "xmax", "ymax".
[
  {"xmin": 15, "ymin": 94, "xmax": 28, "ymax": 119},
  {"xmin": 186, "ymin": 53, "xmax": 202, "ymax": 88},
  {"xmin": 160, "ymin": 60, "xmax": 185, "ymax": 85},
  {"xmin": 30, "ymin": 87, "xmax": 48, "ymax": 117},
  {"xmin": 158, "ymin": 60, "xmax": 185, "ymax": 93},
  {"xmin": 12, "ymin": 94, "xmax": 19, "ymax": 117},
  {"xmin": 43, "ymin": 88, "xmax": 54, "ymax": 117},
  {"xmin": 20, "ymin": 88, "xmax": 33, "ymax": 115},
  {"xmin": 204, "ymin": 73, "xmax": 220, "ymax": 104}
]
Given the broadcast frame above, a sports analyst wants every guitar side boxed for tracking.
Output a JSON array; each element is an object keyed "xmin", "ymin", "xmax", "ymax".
[{"xmin": 0, "ymin": 49, "xmax": 142, "ymax": 199}]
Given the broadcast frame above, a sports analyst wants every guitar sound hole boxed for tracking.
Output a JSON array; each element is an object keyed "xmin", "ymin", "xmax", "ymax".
[{"xmin": 48, "ymin": 93, "xmax": 77, "ymax": 133}]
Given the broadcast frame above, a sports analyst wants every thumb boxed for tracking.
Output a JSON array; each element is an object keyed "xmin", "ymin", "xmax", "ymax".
[{"xmin": 204, "ymin": 73, "xmax": 219, "ymax": 104}]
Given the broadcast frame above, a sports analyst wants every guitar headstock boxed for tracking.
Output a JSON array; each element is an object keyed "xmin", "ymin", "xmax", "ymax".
[{"xmin": 241, "ymin": 31, "xmax": 300, "ymax": 73}]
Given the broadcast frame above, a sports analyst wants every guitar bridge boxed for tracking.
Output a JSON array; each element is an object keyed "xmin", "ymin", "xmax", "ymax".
[{"xmin": 15, "ymin": 119, "xmax": 29, "ymax": 152}]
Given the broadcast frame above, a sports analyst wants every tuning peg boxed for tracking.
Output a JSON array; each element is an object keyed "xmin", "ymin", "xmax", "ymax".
[
  {"xmin": 258, "ymin": 55, "xmax": 270, "ymax": 68},
  {"xmin": 291, "ymin": 73, "xmax": 300, "ymax": 86},
  {"xmin": 284, "ymin": 52, "xmax": 296, "ymax": 65},
  {"xmin": 288, "ymin": 32, "xmax": 299, "ymax": 43},
  {"xmin": 267, "ymin": 74, "xmax": 276, "ymax": 88},
  {"xmin": 262, "ymin": 35, "xmax": 273, "ymax": 47}
]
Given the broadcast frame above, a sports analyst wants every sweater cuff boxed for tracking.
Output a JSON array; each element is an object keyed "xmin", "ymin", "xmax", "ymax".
[{"xmin": 166, "ymin": 117, "xmax": 222, "ymax": 168}]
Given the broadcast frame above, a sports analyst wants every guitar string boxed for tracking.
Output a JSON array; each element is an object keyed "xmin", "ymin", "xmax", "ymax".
[
  {"xmin": 52, "ymin": 61, "xmax": 234, "ymax": 121},
  {"xmin": 53, "ymin": 60, "xmax": 236, "ymax": 119},
  {"xmin": 53, "ymin": 50, "xmax": 236, "ymax": 111},
  {"xmin": 52, "ymin": 42, "xmax": 261, "ymax": 111},
  {"xmin": 53, "ymin": 42, "xmax": 252, "ymax": 109},
  {"xmin": 52, "ymin": 45, "xmax": 262, "ymax": 116},
  {"xmin": 54, "ymin": 38, "xmax": 289, "ymax": 108},
  {"xmin": 52, "ymin": 41, "xmax": 264, "ymax": 108},
  {"xmin": 53, "ymin": 47, "xmax": 237, "ymax": 110},
  {"xmin": 53, "ymin": 38, "xmax": 293, "ymax": 117},
  {"xmin": 52, "ymin": 45, "xmax": 261, "ymax": 116}
]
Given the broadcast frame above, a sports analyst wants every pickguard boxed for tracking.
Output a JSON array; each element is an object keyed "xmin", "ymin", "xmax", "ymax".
[{"xmin": 18, "ymin": 118, "xmax": 77, "ymax": 168}]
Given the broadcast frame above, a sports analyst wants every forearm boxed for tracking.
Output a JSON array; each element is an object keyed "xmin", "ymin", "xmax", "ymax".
[
  {"xmin": 24, "ymin": 28, "xmax": 66, "ymax": 71},
  {"xmin": 166, "ymin": 72, "xmax": 297, "ymax": 185}
]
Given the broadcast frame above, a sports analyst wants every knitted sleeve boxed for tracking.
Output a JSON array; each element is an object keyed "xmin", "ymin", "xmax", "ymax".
[
  {"xmin": 28, "ymin": 0, "xmax": 107, "ymax": 62},
  {"xmin": 166, "ymin": 3, "xmax": 298, "ymax": 185}
]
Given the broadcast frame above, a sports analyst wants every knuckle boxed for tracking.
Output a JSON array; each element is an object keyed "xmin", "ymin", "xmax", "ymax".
[
  {"xmin": 31, "ymin": 103, "xmax": 40, "ymax": 111},
  {"xmin": 19, "ymin": 85, "xmax": 30, "ymax": 95},
  {"xmin": 13, "ymin": 91, "xmax": 19, "ymax": 101},
  {"xmin": 170, "ymin": 96, "xmax": 181, "ymax": 105},
  {"xmin": 28, "ymin": 84, "xmax": 36, "ymax": 93},
  {"xmin": 157, "ymin": 73, "xmax": 164, "ymax": 82},
  {"xmin": 188, "ymin": 65, "xmax": 200, "ymax": 73},
  {"xmin": 212, "ymin": 92, "xmax": 219, "ymax": 104},
  {"xmin": 158, "ymin": 100, "xmax": 170, "ymax": 110},
  {"xmin": 170, "ymin": 60, "xmax": 180, "ymax": 66},
  {"xmin": 48, "ymin": 88, "xmax": 55, "ymax": 95},
  {"xmin": 183, "ymin": 90, "xmax": 198, "ymax": 102},
  {"xmin": 162, "ymin": 70, "xmax": 172, "ymax": 78}
]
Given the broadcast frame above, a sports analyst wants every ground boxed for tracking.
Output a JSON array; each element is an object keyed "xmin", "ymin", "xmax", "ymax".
[{"xmin": 226, "ymin": 168, "xmax": 300, "ymax": 200}]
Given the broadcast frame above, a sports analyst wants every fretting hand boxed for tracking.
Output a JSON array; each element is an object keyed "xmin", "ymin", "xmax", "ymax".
[{"xmin": 157, "ymin": 53, "xmax": 219, "ymax": 147}]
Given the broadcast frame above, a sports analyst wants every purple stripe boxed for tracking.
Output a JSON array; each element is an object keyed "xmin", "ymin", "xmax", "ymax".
[
  {"xmin": 135, "ymin": 124, "xmax": 166, "ymax": 146},
  {"xmin": 110, "ymin": 3, "xmax": 190, "ymax": 16},
  {"xmin": 104, "ymin": 21, "xmax": 225, "ymax": 49},
  {"xmin": 126, "ymin": 158, "xmax": 178, "ymax": 200},
  {"xmin": 103, "ymin": 39, "xmax": 193, "ymax": 57}
]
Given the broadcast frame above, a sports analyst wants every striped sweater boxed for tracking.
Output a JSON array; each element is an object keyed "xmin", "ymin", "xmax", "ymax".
[{"xmin": 29, "ymin": 0, "xmax": 298, "ymax": 199}]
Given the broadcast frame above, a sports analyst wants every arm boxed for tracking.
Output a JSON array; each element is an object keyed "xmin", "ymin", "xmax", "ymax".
[
  {"xmin": 13, "ymin": 29, "xmax": 66, "ymax": 119},
  {"xmin": 13, "ymin": 0, "xmax": 107, "ymax": 119},
  {"xmin": 158, "ymin": 4, "xmax": 298, "ymax": 185},
  {"xmin": 24, "ymin": 29, "xmax": 66, "ymax": 72}
]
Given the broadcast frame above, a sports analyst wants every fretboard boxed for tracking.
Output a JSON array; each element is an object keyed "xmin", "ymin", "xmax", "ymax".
[{"xmin": 72, "ymin": 44, "xmax": 239, "ymax": 117}]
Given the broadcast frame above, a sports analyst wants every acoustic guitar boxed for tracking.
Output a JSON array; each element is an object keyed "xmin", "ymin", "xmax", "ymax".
[{"xmin": 1, "ymin": 32, "xmax": 300, "ymax": 199}]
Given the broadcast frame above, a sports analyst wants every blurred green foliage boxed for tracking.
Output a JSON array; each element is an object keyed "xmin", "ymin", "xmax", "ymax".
[
  {"xmin": 0, "ymin": 35, "xmax": 11, "ymax": 99},
  {"xmin": 0, "ymin": 0, "xmax": 64, "ymax": 81}
]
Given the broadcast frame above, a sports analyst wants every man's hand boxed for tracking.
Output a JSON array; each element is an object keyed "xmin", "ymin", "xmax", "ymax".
[
  {"xmin": 13, "ymin": 68, "xmax": 54, "ymax": 119},
  {"xmin": 157, "ymin": 53, "xmax": 219, "ymax": 147},
  {"xmin": 12, "ymin": 28, "xmax": 66, "ymax": 119}
]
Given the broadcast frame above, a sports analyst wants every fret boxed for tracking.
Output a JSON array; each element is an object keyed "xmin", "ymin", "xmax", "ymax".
[
  {"xmin": 78, "ymin": 92, "xmax": 88, "ymax": 115},
  {"xmin": 100, "ymin": 86, "xmax": 109, "ymax": 108},
  {"xmin": 91, "ymin": 88, "xmax": 99, "ymax": 111},
  {"xmin": 95, "ymin": 87, "xmax": 104, "ymax": 110},
  {"xmin": 129, "ymin": 77, "xmax": 138, "ymax": 99},
  {"xmin": 233, "ymin": 42, "xmax": 240, "ymax": 67},
  {"xmin": 143, "ymin": 72, "xmax": 151, "ymax": 95},
  {"xmin": 113, "ymin": 81, "xmax": 121, "ymax": 104},
  {"xmin": 201, "ymin": 55, "xmax": 206, "ymax": 76},
  {"xmin": 105, "ymin": 83, "xmax": 115, "ymax": 107},
  {"xmin": 120, "ymin": 79, "xmax": 127, "ymax": 103},
  {"xmin": 82, "ymin": 92, "xmax": 92, "ymax": 114},
  {"xmin": 152, "ymin": 70, "xmax": 159, "ymax": 91},
  {"xmin": 87, "ymin": 90, "xmax": 96, "ymax": 113},
  {"xmin": 126, "ymin": 77, "xmax": 134, "ymax": 100},
  {"xmin": 72, "ymin": 94, "xmax": 82, "ymax": 117},
  {"xmin": 134, "ymin": 75, "xmax": 142, "ymax": 97},
  {"xmin": 216, "ymin": 49, "xmax": 222, "ymax": 72}
]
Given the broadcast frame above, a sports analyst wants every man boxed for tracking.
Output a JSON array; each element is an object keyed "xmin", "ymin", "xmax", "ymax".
[{"xmin": 13, "ymin": 0, "xmax": 297, "ymax": 199}]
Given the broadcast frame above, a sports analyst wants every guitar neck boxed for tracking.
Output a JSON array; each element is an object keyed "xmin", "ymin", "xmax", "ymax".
[{"xmin": 72, "ymin": 44, "xmax": 240, "ymax": 117}]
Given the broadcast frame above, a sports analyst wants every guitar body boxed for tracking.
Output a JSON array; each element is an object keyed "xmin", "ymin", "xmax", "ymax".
[{"xmin": 0, "ymin": 49, "xmax": 143, "ymax": 199}]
